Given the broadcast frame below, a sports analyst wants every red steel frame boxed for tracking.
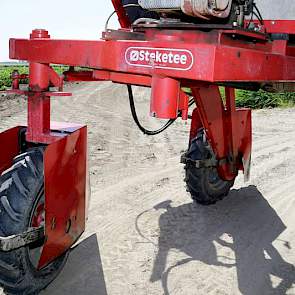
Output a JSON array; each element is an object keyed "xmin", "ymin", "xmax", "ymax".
[
  {"xmin": 3, "ymin": 2, "xmax": 295, "ymax": 267},
  {"xmin": 111, "ymin": 0, "xmax": 131, "ymax": 28}
]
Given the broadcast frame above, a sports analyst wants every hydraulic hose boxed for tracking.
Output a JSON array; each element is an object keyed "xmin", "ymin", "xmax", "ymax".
[{"xmin": 127, "ymin": 84, "xmax": 194, "ymax": 136}]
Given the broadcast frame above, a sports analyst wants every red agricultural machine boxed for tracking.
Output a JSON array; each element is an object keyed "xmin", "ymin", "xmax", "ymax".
[{"xmin": 0, "ymin": 0, "xmax": 294, "ymax": 293}]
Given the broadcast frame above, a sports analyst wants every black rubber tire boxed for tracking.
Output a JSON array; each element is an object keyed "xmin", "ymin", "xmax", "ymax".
[
  {"xmin": 0, "ymin": 148, "xmax": 68, "ymax": 295},
  {"xmin": 184, "ymin": 130, "xmax": 235, "ymax": 205}
]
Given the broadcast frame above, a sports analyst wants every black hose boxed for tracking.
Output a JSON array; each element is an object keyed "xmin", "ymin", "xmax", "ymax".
[
  {"xmin": 127, "ymin": 84, "xmax": 194, "ymax": 136},
  {"xmin": 253, "ymin": 3, "xmax": 264, "ymax": 25}
]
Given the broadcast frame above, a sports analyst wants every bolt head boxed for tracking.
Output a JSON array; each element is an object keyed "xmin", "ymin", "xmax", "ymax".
[{"xmin": 30, "ymin": 29, "xmax": 50, "ymax": 39}]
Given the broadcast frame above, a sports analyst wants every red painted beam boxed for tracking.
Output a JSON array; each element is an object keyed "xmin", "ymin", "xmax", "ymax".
[
  {"xmin": 261, "ymin": 20, "xmax": 295, "ymax": 34},
  {"xmin": 10, "ymin": 35, "xmax": 295, "ymax": 83}
]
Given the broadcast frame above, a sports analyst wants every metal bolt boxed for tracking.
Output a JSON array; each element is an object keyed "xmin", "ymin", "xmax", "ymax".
[
  {"xmin": 51, "ymin": 217, "xmax": 56, "ymax": 230},
  {"xmin": 65, "ymin": 219, "xmax": 72, "ymax": 234}
]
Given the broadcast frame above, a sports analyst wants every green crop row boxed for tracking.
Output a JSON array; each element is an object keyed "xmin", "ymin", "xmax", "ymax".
[
  {"xmin": 235, "ymin": 89, "xmax": 295, "ymax": 109},
  {"xmin": 183, "ymin": 87, "xmax": 295, "ymax": 109},
  {"xmin": 0, "ymin": 66, "xmax": 28, "ymax": 90}
]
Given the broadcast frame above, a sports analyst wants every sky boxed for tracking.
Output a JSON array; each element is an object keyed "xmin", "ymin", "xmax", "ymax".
[{"xmin": 0, "ymin": 0, "xmax": 118, "ymax": 61}]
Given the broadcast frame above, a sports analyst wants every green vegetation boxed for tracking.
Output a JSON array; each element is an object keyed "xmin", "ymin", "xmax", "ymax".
[
  {"xmin": 0, "ymin": 65, "xmax": 67, "ymax": 91},
  {"xmin": 183, "ymin": 87, "xmax": 295, "ymax": 109},
  {"xmin": 235, "ymin": 89, "xmax": 295, "ymax": 109},
  {"xmin": 1, "ymin": 66, "xmax": 295, "ymax": 108},
  {"xmin": 0, "ymin": 66, "xmax": 28, "ymax": 90}
]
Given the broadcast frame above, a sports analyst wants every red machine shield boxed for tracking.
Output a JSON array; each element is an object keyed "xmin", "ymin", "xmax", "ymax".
[
  {"xmin": 38, "ymin": 124, "xmax": 87, "ymax": 269},
  {"xmin": 0, "ymin": 127, "xmax": 21, "ymax": 175}
]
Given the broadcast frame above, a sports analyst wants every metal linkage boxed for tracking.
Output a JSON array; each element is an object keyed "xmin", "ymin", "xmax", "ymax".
[
  {"xmin": 0, "ymin": 227, "xmax": 44, "ymax": 252},
  {"xmin": 5, "ymin": 30, "xmax": 73, "ymax": 144},
  {"xmin": 180, "ymin": 154, "xmax": 227, "ymax": 168}
]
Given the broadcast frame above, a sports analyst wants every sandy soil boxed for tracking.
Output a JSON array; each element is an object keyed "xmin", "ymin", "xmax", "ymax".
[{"xmin": 0, "ymin": 83, "xmax": 295, "ymax": 295}]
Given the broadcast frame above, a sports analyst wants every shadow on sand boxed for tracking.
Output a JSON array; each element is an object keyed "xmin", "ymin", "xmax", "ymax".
[
  {"xmin": 149, "ymin": 186, "xmax": 295, "ymax": 295},
  {"xmin": 42, "ymin": 234, "xmax": 107, "ymax": 295}
]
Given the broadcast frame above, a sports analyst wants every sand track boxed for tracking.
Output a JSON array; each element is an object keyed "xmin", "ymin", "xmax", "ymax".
[{"xmin": 0, "ymin": 83, "xmax": 295, "ymax": 295}]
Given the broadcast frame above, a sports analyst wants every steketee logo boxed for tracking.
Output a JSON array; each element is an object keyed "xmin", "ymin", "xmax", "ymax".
[{"xmin": 125, "ymin": 47, "xmax": 194, "ymax": 71}]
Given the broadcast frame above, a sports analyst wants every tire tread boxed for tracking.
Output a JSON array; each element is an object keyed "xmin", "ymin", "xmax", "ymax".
[
  {"xmin": 184, "ymin": 130, "xmax": 235, "ymax": 205},
  {"xmin": 0, "ymin": 148, "xmax": 67, "ymax": 295}
]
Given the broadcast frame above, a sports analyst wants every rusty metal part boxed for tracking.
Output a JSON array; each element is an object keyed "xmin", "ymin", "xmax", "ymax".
[
  {"xmin": 0, "ymin": 227, "xmax": 44, "ymax": 252},
  {"xmin": 182, "ymin": 0, "xmax": 232, "ymax": 19},
  {"xmin": 102, "ymin": 29, "xmax": 145, "ymax": 41},
  {"xmin": 180, "ymin": 154, "xmax": 228, "ymax": 168},
  {"xmin": 139, "ymin": 0, "xmax": 233, "ymax": 18},
  {"xmin": 134, "ymin": 21, "xmax": 235, "ymax": 30}
]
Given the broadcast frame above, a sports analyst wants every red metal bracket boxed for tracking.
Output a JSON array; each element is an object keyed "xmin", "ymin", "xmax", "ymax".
[
  {"xmin": 190, "ymin": 85, "xmax": 252, "ymax": 181},
  {"xmin": 11, "ymin": 71, "xmax": 28, "ymax": 90},
  {"xmin": 258, "ymin": 20, "xmax": 295, "ymax": 34},
  {"xmin": 2, "ymin": 88, "xmax": 72, "ymax": 144},
  {"xmin": 111, "ymin": 0, "xmax": 131, "ymax": 28}
]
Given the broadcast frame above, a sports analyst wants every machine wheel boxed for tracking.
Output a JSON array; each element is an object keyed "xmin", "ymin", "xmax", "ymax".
[
  {"xmin": 184, "ymin": 129, "xmax": 235, "ymax": 205},
  {"xmin": 0, "ymin": 148, "xmax": 68, "ymax": 295}
]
